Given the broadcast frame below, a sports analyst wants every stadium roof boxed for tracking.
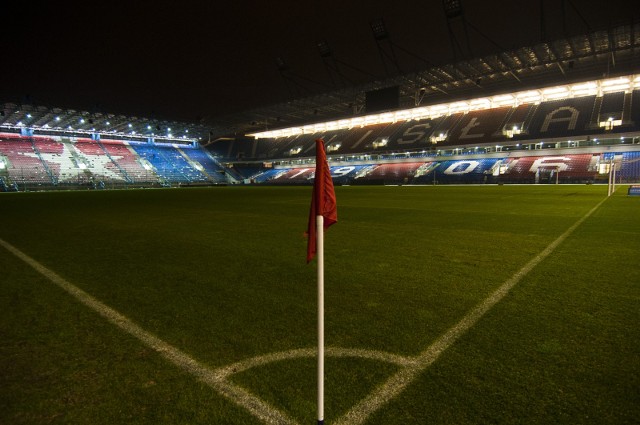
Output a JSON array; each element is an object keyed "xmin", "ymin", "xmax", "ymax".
[
  {"xmin": 208, "ymin": 20, "xmax": 640, "ymax": 139},
  {"xmin": 0, "ymin": 103, "xmax": 212, "ymax": 144}
]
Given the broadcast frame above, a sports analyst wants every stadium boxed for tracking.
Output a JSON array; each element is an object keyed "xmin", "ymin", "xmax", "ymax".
[{"xmin": 1, "ymin": 1, "xmax": 639, "ymax": 424}]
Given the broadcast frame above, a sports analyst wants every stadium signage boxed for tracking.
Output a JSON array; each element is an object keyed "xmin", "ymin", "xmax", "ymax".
[
  {"xmin": 528, "ymin": 157, "xmax": 571, "ymax": 173},
  {"xmin": 443, "ymin": 161, "xmax": 480, "ymax": 175},
  {"xmin": 331, "ymin": 166, "xmax": 356, "ymax": 177},
  {"xmin": 628, "ymin": 185, "xmax": 640, "ymax": 196},
  {"xmin": 397, "ymin": 124, "xmax": 432, "ymax": 144}
]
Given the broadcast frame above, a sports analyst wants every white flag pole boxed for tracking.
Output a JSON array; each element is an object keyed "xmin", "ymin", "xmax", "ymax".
[
  {"xmin": 611, "ymin": 158, "xmax": 617, "ymax": 195},
  {"xmin": 317, "ymin": 214, "xmax": 325, "ymax": 425},
  {"xmin": 608, "ymin": 159, "xmax": 613, "ymax": 196}
]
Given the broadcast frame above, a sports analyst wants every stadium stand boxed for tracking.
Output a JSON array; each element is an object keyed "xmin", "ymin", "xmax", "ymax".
[
  {"xmin": 243, "ymin": 151, "xmax": 634, "ymax": 186},
  {"xmin": 619, "ymin": 151, "xmax": 640, "ymax": 182},
  {"xmin": 448, "ymin": 107, "xmax": 512, "ymax": 145},
  {"xmin": 98, "ymin": 139, "xmax": 149, "ymax": 183},
  {"xmin": 0, "ymin": 134, "xmax": 53, "ymax": 187},
  {"xmin": 202, "ymin": 84, "xmax": 640, "ymax": 186},
  {"xmin": 74, "ymin": 138, "xmax": 129, "ymax": 183},
  {"xmin": 354, "ymin": 162, "xmax": 424, "ymax": 184},
  {"xmin": 520, "ymin": 96, "xmax": 598, "ymax": 139},
  {"xmin": 213, "ymin": 89, "xmax": 639, "ymax": 155},
  {"xmin": 182, "ymin": 147, "xmax": 230, "ymax": 183},
  {"xmin": 499, "ymin": 154, "xmax": 599, "ymax": 184},
  {"xmin": 0, "ymin": 133, "xmax": 230, "ymax": 190},
  {"xmin": 414, "ymin": 158, "xmax": 503, "ymax": 184}
]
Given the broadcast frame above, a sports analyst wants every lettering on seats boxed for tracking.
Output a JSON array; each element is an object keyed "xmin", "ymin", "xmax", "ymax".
[
  {"xmin": 459, "ymin": 117, "xmax": 484, "ymax": 139},
  {"xmin": 444, "ymin": 161, "xmax": 480, "ymax": 175},
  {"xmin": 528, "ymin": 157, "xmax": 571, "ymax": 173},
  {"xmin": 289, "ymin": 168, "xmax": 311, "ymax": 179},
  {"xmin": 396, "ymin": 124, "xmax": 431, "ymax": 145},
  {"xmin": 540, "ymin": 107, "xmax": 579, "ymax": 132},
  {"xmin": 331, "ymin": 166, "xmax": 355, "ymax": 177}
]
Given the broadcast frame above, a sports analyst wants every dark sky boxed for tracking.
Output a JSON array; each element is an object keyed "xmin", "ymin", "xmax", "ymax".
[{"xmin": 1, "ymin": 0, "xmax": 636, "ymax": 122}]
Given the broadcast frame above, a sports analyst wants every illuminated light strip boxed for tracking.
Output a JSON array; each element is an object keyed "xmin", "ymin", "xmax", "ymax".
[
  {"xmin": 0, "ymin": 125, "xmax": 198, "ymax": 143},
  {"xmin": 248, "ymin": 74, "xmax": 639, "ymax": 139}
]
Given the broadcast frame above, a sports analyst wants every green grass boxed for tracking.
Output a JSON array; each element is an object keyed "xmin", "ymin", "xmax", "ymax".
[{"xmin": 1, "ymin": 185, "xmax": 638, "ymax": 424}]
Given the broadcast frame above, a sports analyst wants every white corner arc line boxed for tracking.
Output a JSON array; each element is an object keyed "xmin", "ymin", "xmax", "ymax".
[
  {"xmin": 334, "ymin": 196, "xmax": 609, "ymax": 425},
  {"xmin": 214, "ymin": 347, "xmax": 414, "ymax": 380},
  {"xmin": 0, "ymin": 238, "xmax": 298, "ymax": 425}
]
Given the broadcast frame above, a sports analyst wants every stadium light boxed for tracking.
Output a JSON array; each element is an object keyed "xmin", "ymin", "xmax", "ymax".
[
  {"xmin": 248, "ymin": 73, "xmax": 640, "ymax": 139},
  {"xmin": 370, "ymin": 18, "xmax": 389, "ymax": 41},
  {"xmin": 602, "ymin": 84, "xmax": 631, "ymax": 93},
  {"xmin": 443, "ymin": 0, "xmax": 463, "ymax": 18},
  {"xmin": 317, "ymin": 39, "xmax": 332, "ymax": 57}
]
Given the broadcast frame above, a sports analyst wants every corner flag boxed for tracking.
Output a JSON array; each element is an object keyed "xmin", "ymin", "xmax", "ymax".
[
  {"xmin": 306, "ymin": 139, "xmax": 337, "ymax": 263},
  {"xmin": 306, "ymin": 139, "xmax": 336, "ymax": 425}
]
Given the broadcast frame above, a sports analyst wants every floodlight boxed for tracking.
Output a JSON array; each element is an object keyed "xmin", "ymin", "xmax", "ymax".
[
  {"xmin": 370, "ymin": 18, "xmax": 388, "ymax": 41},
  {"xmin": 443, "ymin": 0, "xmax": 463, "ymax": 18},
  {"xmin": 275, "ymin": 57, "xmax": 288, "ymax": 72},
  {"xmin": 316, "ymin": 39, "xmax": 332, "ymax": 58}
]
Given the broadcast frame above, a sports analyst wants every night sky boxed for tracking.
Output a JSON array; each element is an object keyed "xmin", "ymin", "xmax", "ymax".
[{"xmin": 1, "ymin": 0, "xmax": 636, "ymax": 123}]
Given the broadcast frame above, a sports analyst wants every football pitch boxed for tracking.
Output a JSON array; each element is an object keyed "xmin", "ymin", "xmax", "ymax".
[{"xmin": 1, "ymin": 185, "xmax": 638, "ymax": 424}]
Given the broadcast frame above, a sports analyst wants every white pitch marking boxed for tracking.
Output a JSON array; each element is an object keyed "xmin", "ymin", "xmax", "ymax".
[
  {"xmin": 0, "ymin": 195, "xmax": 608, "ymax": 425},
  {"xmin": 215, "ymin": 347, "xmax": 414, "ymax": 381},
  {"xmin": 0, "ymin": 237, "xmax": 297, "ymax": 425},
  {"xmin": 334, "ymin": 195, "xmax": 609, "ymax": 425}
]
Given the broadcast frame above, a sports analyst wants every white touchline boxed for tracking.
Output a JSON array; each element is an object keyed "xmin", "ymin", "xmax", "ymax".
[
  {"xmin": 0, "ymin": 237, "xmax": 297, "ymax": 425},
  {"xmin": 334, "ymin": 195, "xmax": 609, "ymax": 425},
  {"xmin": 0, "ymin": 194, "xmax": 608, "ymax": 425}
]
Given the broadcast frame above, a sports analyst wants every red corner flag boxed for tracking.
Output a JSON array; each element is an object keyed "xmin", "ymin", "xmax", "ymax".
[{"xmin": 306, "ymin": 139, "xmax": 337, "ymax": 263}]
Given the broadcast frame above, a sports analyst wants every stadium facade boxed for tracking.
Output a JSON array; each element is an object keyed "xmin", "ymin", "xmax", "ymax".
[{"xmin": 1, "ymin": 20, "xmax": 639, "ymax": 191}]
